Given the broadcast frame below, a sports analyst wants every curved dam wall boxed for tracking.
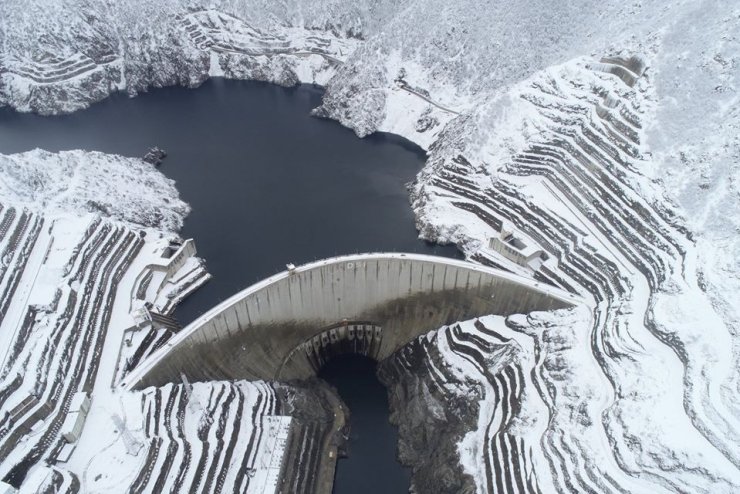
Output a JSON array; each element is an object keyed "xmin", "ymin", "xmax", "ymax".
[{"xmin": 124, "ymin": 253, "xmax": 581, "ymax": 389}]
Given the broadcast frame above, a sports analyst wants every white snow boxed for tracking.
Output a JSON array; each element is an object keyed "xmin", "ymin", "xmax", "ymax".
[
  {"xmin": 0, "ymin": 150, "xmax": 189, "ymax": 232},
  {"xmin": 0, "ymin": 1, "xmax": 738, "ymax": 492}
]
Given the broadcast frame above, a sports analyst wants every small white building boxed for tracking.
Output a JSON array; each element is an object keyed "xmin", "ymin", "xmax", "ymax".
[
  {"xmin": 489, "ymin": 225, "xmax": 549, "ymax": 271},
  {"xmin": 61, "ymin": 412, "xmax": 83, "ymax": 443},
  {"xmin": 61, "ymin": 392, "xmax": 91, "ymax": 443}
]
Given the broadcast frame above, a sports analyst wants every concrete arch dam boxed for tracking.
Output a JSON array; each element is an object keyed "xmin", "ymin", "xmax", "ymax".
[{"xmin": 124, "ymin": 253, "xmax": 581, "ymax": 389}]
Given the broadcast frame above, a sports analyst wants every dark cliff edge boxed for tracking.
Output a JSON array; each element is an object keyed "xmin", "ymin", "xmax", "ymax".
[{"xmin": 378, "ymin": 338, "xmax": 479, "ymax": 494}]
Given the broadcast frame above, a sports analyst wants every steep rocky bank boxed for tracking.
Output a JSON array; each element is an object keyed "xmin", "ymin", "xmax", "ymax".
[{"xmin": 379, "ymin": 335, "xmax": 479, "ymax": 494}]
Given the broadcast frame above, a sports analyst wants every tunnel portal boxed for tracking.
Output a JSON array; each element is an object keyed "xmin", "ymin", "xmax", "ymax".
[{"xmin": 123, "ymin": 253, "xmax": 582, "ymax": 389}]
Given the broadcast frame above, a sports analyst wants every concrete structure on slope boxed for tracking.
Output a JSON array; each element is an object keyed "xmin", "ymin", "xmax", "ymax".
[{"xmin": 124, "ymin": 253, "xmax": 583, "ymax": 389}]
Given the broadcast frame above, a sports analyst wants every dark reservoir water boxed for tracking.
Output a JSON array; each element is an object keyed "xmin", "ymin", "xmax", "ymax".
[
  {"xmin": 0, "ymin": 79, "xmax": 458, "ymax": 493},
  {"xmin": 0, "ymin": 79, "xmax": 459, "ymax": 325}
]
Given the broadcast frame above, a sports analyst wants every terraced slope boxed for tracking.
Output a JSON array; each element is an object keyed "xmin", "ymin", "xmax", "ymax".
[
  {"xmin": 380, "ymin": 316, "xmax": 544, "ymax": 494},
  {"xmin": 131, "ymin": 381, "xmax": 279, "ymax": 493},
  {"xmin": 0, "ymin": 198, "xmax": 339, "ymax": 494},
  {"xmin": 0, "ymin": 152, "xmax": 216, "ymax": 492},
  {"xmin": 128, "ymin": 379, "xmax": 341, "ymax": 494},
  {"xmin": 405, "ymin": 56, "xmax": 740, "ymax": 492},
  {"xmin": 0, "ymin": 215, "xmax": 143, "ymax": 485}
]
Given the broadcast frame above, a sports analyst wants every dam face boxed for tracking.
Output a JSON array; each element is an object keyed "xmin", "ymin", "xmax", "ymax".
[{"xmin": 124, "ymin": 253, "xmax": 578, "ymax": 389}]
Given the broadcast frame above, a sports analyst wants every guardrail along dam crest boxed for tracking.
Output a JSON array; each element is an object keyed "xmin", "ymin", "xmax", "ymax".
[{"xmin": 124, "ymin": 253, "xmax": 580, "ymax": 389}]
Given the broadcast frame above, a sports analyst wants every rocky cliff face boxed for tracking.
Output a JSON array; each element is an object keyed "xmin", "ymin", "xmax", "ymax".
[
  {"xmin": 378, "ymin": 313, "xmax": 567, "ymax": 494},
  {"xmin": 379, "ymin": 329, "xmax": 480, "ymax": 494}
]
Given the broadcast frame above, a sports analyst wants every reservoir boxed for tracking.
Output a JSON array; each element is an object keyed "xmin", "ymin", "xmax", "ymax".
[{"xmin": 0, "ymin": 80, "xmax": 459, "ymax": 493}]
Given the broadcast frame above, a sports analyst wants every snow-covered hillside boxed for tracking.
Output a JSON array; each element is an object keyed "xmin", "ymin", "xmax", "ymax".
[
  {"xmin": 0, "ymin": 0, "xmax": 738, "ymax": 493},
  {"xmin": 0, "ymin": 151, "xmax": 342, "ymax": 494},
  {"xmin": 0, "ymin": 150, "xmax": 189, "ymax": 232}
]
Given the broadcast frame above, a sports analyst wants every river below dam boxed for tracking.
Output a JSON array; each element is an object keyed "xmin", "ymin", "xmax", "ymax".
[{"xmin": 0, "ymin": 79, "xmax": 459, "ymax": 493}]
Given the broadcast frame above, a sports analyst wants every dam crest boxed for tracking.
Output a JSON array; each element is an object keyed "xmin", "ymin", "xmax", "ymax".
[{"xmin": 123, "ymin": 253, "xmax": 583, "ymax": 389}]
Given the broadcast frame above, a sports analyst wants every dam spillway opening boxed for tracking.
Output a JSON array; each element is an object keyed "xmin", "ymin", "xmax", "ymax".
[
  {"xmin": 278, "ymin": 322, "xmax": 411, "ymax": 494},
  {"xmin": 278, "ymin": 321, "xmax": 385, "ymax": 379},
  {"xmin": 279, "ymin": 321, "xmax": 413, "ymax": 493}
]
